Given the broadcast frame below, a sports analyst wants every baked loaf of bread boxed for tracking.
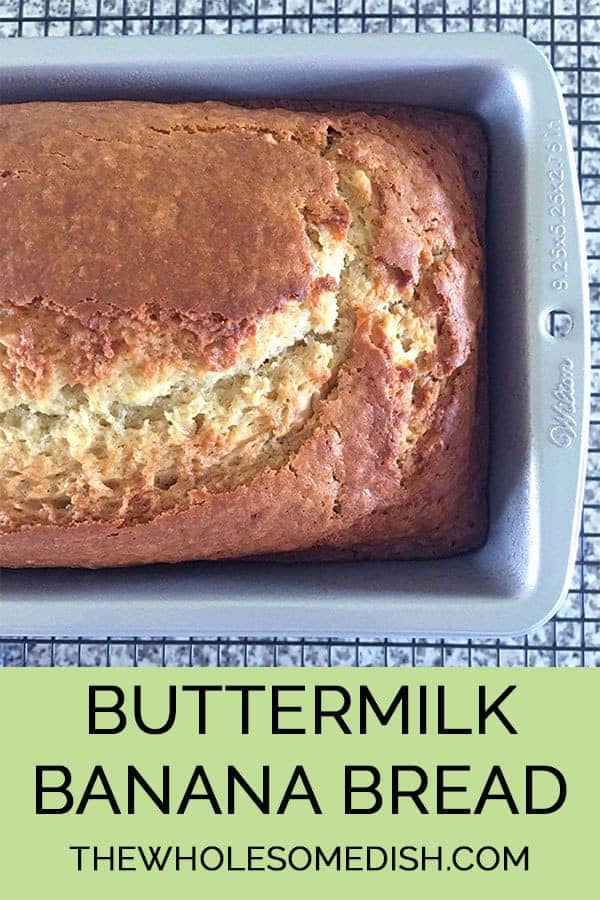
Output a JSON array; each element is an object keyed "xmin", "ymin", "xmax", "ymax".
[{"xmin": 0, "ymin": 100, "xmax": 486, "ymax": 568}]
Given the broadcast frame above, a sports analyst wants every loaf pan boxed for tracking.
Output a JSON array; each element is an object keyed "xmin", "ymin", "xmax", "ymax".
[{"xmin": 0, "ymin": 33, "xmax": 589, "ymax": 638}]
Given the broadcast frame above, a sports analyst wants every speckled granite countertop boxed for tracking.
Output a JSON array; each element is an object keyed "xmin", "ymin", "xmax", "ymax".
[{"xmin": 0, "ymin": 0, "xmax": 598, "ymax": 666}]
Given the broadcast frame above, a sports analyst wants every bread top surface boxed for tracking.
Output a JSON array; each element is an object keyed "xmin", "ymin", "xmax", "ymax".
[
  {"xmin": 0, "ymin": 99, "xmax": 482, "ymax": 316},
  {"xmin": 0, "ymin": 100, "xmax": 486, "ymax": 561},
  {"xmin": 1, "ymin": 101, "xmax": 351, "ymax": 320}
]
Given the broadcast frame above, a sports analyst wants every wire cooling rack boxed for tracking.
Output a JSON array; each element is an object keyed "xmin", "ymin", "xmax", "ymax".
[{"xmin": 0, "ymin": 0, "xmax": 599, "ymax": 667}]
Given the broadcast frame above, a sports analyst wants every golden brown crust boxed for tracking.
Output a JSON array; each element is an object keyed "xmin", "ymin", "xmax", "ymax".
[
  {"xmin": 0, "ymin": 100, "xmax": 487, "ymax": 568},
  {"xmin": 0, "ymin": 102, "xmax": 348, "ymax": 320}
]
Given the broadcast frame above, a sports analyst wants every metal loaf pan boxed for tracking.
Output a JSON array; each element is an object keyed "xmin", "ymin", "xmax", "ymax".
[{"xmin": 0, "ymin": 33, "xmax": 589, "ymax": 638}]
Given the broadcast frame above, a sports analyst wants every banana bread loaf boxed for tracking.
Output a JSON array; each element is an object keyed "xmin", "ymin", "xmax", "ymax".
[{"xmin": 0, "ymin": 100, "xmax": 487, "ymax": 568}]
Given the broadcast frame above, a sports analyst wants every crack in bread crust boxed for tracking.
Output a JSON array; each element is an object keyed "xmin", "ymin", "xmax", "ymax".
[{"xmin": 0, "ymin": 100, "xmax": 486, "ymax": 564}]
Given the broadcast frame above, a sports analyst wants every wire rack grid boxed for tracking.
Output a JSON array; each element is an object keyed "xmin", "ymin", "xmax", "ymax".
[{"xmin": 0, "ymin": 0, "xmax": 598, "ymax": 667}]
